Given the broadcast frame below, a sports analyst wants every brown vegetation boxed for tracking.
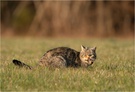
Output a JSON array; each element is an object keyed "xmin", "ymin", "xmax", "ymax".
[{"xmin": 1, "ymin": 1, "xmax": 134, "ymax": 38}]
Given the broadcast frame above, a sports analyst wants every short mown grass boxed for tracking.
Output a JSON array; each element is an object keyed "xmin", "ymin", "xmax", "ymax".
[{"xmin": 1, "ymin": 37, "xmax": 134, "ymax": 91}]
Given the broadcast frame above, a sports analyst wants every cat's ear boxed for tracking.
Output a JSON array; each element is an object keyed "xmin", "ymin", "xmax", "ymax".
[
  {"xmin": 91, "ymin": 46, "xmax": 96, "ymax": 51},
  {"xmin": 81, "ymin": 45, "xmax": 86, "ymax": 51}
]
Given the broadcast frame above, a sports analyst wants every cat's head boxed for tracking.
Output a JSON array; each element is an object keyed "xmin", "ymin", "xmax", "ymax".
[{"xmin": 79, "ymin": 45, "xmax": 97, "ymax": 66}]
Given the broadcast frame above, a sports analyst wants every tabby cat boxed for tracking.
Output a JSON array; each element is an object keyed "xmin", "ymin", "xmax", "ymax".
[{"xmin": 13, "ymin": 45, "xmax": 97, "ymax": 69}]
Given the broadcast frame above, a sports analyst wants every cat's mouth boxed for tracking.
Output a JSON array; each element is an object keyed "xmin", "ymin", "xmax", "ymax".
[
  {"xmin": 83, "ymin": 58, "xmax": 96, "ymax": 66},
  {"xmin": 85, "ymin": 61, "xmax": 93, "ymax": 66},
  {"xmin": 88, "ymin": 58, "xmax": 95, "ymax": 65}
]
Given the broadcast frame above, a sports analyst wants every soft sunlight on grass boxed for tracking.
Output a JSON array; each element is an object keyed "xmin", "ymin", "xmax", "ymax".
[{"xmin": 1, "ymin": 38, "xmax": 134, "ymax": 91}]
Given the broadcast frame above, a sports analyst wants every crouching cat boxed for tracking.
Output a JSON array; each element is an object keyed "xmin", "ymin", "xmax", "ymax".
[{"xmin": 13, "ymin": 45, "xmax": 97, "ymax": 69}]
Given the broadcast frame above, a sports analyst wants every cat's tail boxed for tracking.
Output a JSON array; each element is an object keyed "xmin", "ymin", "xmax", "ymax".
[{"xmin": 12, "ymin": 59, "xmax": 32, "ymax": 70}]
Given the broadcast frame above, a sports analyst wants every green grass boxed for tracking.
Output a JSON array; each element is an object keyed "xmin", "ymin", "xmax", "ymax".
[{"xmin": 1, "ymin": 37, "xmax": 134, "ymax": 91}]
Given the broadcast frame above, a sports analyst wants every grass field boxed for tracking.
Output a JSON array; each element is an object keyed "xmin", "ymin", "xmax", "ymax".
[{"xmin": 1, "ymin": 37, "xmax": 134, "ymax": 91}]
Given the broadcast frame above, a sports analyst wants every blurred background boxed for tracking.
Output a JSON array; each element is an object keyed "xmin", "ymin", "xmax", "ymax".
[{"xmin": 1, "ymin": 1, "xmax": 134, "ymax": 38}]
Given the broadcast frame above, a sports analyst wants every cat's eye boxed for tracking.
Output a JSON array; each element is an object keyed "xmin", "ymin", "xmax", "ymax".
[{"xmin": 89, "ymin": 54, "xmax": 93, "ymax": 56}]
